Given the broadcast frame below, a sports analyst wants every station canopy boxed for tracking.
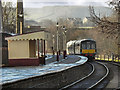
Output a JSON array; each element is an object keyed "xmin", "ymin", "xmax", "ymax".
[{"xmin": 5, "ymin": 31, "xmax": 51, "ymax": 41}]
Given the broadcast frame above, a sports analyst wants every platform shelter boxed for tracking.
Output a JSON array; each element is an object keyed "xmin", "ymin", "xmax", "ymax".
[{"xmin": 5, "ymin": 31, "xmax": 51, "ymax": 66}]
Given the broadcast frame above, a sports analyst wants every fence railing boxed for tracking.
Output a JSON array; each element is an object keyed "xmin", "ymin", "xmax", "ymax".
[{"xmin": 95, "ymin": 54, "xmax": 120, "ymax": 62}]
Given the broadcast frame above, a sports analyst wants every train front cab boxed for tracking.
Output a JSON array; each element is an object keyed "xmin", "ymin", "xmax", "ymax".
[{"xmin": 80, "ymin": 40, "xmax": 96, "ymax": 61}]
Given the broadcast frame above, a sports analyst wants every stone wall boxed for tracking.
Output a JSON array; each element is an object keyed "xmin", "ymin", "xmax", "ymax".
[{"xmin": 2, "ymin": 63, "xmax": 92, "ymax": 88}]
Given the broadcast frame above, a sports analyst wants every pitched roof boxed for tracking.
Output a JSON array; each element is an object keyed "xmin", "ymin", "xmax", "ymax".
[{"xmin": 5, "ymin": 31, "xmax": 51, "ymax": 41}]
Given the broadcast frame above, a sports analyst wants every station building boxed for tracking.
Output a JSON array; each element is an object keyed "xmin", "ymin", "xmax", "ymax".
[{"xmin": 5, "ymin": 31, "xmax": 52, "ymax": 66}]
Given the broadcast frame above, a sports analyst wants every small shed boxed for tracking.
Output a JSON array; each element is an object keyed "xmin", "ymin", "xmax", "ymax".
[{"xmin": 5, "ymin": 31, "xmax": 51, "ymax": 66}]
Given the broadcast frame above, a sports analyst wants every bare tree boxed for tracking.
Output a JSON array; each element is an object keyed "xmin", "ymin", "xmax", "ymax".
[
  {"xmin": 89, "ymin": 0, "xmax": 120, "ymax": 55},
  {"xmin": 89, "ymin": 0, "xmax": 120, "ymax": 38},
  {"xmin": 2, "ymin": 2, "xmax": 16, "ymax": 33},
  {"xmin": 89, "ymin": 6, "xmax": 118, "ymax": 38}
]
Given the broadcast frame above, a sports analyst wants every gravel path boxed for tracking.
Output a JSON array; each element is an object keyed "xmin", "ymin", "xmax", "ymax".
[{"xmin": 102, "ymin": 62, "xmax": 119, "ymax": 89}]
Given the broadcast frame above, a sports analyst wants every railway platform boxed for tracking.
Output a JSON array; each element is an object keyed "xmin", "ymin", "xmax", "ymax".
[{"xmin": 1, "ymin": 55, "xmax": 88, "ymax": 85}]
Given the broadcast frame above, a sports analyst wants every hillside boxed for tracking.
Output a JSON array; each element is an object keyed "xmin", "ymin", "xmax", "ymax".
[{"xmin": 24, "ymin": 6, "xmax": 112, "ymax": 23}]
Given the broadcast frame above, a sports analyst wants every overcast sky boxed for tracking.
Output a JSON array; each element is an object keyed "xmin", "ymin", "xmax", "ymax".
[{"xmin": 2, "ymin": 0, "xmax": 110, "ymax": 8}]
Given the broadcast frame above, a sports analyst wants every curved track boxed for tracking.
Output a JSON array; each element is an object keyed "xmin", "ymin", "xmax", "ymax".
[
  {"xmin": 60, "ymin": 61, "xmax": 109, "ymax": 89},
  {"xmin": 60, "ymin": 62, "xmax": 95, "ymax": 89}
]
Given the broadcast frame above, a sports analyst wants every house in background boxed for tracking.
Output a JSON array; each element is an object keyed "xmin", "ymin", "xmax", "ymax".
[
  {"xmin": 67, "ymin": 17, "xmax": 83, "ymax": 27},
  {"xmin": 24, "ymin": 26, "xmax": 46, "ymax": 33},
  {"xmin": 82, "ymin": 17, "xmax": 95, "ymax": 27}
]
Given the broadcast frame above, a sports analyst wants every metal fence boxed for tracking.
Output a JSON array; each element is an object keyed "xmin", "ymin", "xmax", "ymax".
[{"xmin": 95, "ymin": 54, "xmax": 120, "ymax": 62}]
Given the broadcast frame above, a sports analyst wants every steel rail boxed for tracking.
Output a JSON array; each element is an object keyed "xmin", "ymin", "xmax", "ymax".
[
  {"xmin": 88, "ymin": 61, "xmax": 109, "ymax": 89},
  {"xmin": 97, "ymin": 61, "xmax": 120, "ymax": 89},
  {"xmin": 60, "ymin": 62, "xmax": 95, "ymax": 90}
]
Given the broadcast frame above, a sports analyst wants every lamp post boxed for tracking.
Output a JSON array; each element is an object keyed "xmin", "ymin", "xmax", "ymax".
[
  {"xmin": 63, "ymin": 26, "xmax": 67, "ymax": 59},
  {"xmin": 52, "ymin": 34, "xmax": 55, "ymax": 55},
  {"xmin": 56, "ymin": 22, "xmax": 59, "ymax": 61},
  {"xmin": 18, "ymin": 13, "xmax": 23, "ymax": 34}
]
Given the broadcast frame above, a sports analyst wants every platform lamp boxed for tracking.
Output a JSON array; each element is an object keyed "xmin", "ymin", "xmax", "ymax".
[
  {"xmin": 63, "ymin": 26, "xmax": 67, "ymax": 59},
  {"xmin": 52, "ymin": 34, "xmax": 55, "ymax": 56},
  {"xmin": 18, "ymin": 13, "xmax": 23, "ymax": 34},
  {"xmin": 56, "ymin": 22, "xmax": 59, "ymax": 61}
]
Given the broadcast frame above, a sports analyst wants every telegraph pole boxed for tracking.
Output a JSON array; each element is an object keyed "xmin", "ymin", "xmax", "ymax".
[
  {"xmin": 118, "ymin": 1, "xmax": 120, "ymax": 56},
  {"xmin": 16, "ymin": 0, "xmax": 24, "ymax": 34},
  {"xmin": 0, "ymin": 0, "xmax": 2, "ymax": 66}
]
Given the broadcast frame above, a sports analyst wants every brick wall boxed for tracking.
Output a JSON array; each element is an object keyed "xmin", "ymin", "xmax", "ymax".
[{"xmin": 9, "ymin": 58, "xmax": 40, "ymax": 66}]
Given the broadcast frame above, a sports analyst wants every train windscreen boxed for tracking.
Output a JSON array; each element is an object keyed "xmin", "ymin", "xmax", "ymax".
[
  {"xmin": 82, "ymin": 41, "xmax": 96, "ymax": 49},
  {"xmin": 82, "ymin": 42, "xmax": 86, "ymax": 49},
  {"xmin": 91, "ymin": 43, "xmax": 95, "ymax": 49},
  {"xmin": 87, "ymin": 42, "xmax": 91, "ymax": 49}
]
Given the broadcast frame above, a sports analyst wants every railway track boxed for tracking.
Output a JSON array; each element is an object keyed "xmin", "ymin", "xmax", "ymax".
[
  {"xmin": 95, "ymin": 60, "xmax": 120, "ymax": 89},
  {"xmin": 60, "ymin": 61, "xmax": 109, "ymax": 89}
]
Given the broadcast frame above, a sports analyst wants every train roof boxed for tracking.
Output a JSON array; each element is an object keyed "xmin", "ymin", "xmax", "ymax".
[
  {"xmin": 67, "ymin": 39, "xmax": 96, "ymax": 46},
  {"xmin": 75, "ymin": 39, "xmax": 95, "ymax": 44},
  {"xmin": 80, "ymin": 39, "xmax": 96, "ymax": 42},
  {"xmin": 67, "ymin": 40, "xmax": 76, "ymax": 47}
]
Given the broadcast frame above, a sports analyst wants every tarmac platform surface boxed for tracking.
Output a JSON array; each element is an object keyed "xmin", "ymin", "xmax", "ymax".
[{"xmin": 0, "ymin": 55, "xmax": 88, "ymax": 84}]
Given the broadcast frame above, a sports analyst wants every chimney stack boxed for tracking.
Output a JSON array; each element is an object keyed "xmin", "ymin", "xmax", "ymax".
[{"xmin": 16, "ymin": 0, "xmax": 24, "ymax": 34}]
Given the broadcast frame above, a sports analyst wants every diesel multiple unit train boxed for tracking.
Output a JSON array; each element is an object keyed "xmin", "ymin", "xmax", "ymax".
[{"xmin": 66, "ymin": 39, "xmax": 97, "ymax": 60}]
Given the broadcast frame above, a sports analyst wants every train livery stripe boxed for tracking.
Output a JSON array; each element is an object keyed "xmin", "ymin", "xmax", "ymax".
[{"xmin": 82, "ymin": 49, "xmax": 95, "ymax": 53}]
